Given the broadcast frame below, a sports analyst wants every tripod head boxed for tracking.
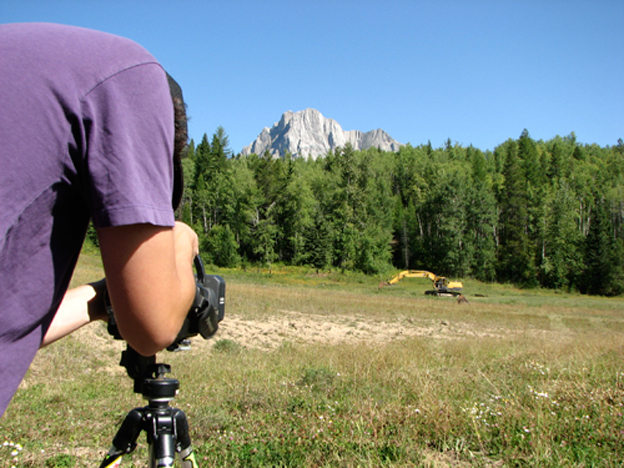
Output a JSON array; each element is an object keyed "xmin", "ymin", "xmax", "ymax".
[{"xmin": 117, "ymin": 345, "xmax": 177, "ymax": 396}]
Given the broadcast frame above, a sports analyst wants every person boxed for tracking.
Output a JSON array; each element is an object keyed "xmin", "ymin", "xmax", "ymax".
[{"xmin": 0, "ymin": 22, "xmax": 199, "ymax": 416}]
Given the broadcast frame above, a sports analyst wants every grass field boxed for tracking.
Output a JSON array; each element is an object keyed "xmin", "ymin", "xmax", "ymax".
[{"xmin": 1, "ymin": 251, "xmax": 623, "ymax": 467}]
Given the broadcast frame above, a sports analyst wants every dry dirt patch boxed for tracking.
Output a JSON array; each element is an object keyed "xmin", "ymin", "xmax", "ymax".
[{"xmin": 204, "ymin": 310, "xmax": 507, "ymax": 351}]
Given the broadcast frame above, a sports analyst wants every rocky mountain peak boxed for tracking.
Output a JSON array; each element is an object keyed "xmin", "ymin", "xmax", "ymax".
[{"xmin": 242, "ymin": 108, "xmax": 402, "ymax": 159}]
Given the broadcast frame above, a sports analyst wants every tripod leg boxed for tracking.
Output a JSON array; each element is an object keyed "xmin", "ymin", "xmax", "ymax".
[
  {"xmin": 146, "ymin": 407, "xmax": 199, "ymax": 467},
  {"xmin": 99, "ymin": 408, "xmax": 144, "ymax": 468},
  {"xmin": 147, "ymin": 410, "xmax": 177, "ymax": 468},
  {"xmin": 174, "ymin": 409, "xmax": 199, "ymax": 468},
  {"xmin": 149, "ymin": 437, "xmax": 176, "ymax": 468},
  {"xmin": 179, "ymin": 449, "xmax": 199, "ymax": 468},
  {"xmin": 100, "ymin": 454, "xmax": 123, "ymax": 468}
]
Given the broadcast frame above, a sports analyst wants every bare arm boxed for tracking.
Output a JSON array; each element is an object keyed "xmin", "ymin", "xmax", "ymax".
[
  {"xmin": 96, "ymin": 221, "xmax": 198, "ymax": 356},
  {"xmin": 40, "ymin": 279, "xmax": 107, "ymax": 347},
  {"xmin": 41, "ymin": 221, "xmax": 198, "ymax": 354}
]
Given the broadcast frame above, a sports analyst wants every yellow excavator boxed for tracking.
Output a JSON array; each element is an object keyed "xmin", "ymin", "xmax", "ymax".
[{"xmin": 381, "ymin": 270, "xmax": 463, "ymax": 296}]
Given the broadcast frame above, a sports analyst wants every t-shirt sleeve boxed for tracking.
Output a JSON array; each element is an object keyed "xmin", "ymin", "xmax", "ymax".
[{"xmin": 81, "ymin": 62, "xmax": 176, "ymax": 228}]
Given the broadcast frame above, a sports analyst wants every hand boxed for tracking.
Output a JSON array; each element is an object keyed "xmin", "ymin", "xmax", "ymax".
[
  {"xmin": 87, "ymin": 278, "xmax": 109, "ymax": 322},
  {"xmin": 173, "ymin": 221, "xmax": 199, "ymax": 264}
]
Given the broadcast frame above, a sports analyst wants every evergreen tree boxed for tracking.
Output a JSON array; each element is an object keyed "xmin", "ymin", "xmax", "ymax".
[
  {"xmin": 540, "ymin": 181, "xmax": 583, "ymax": 289},
  {"xmin": 246, "ymin": 151, "xmax": 285, "ymax": 266},
  {"xmin": 304, "ymin": 211, "xmax": 333, "ymax": 272},
  {"xmin": 210, "ymin": 126, "xmax": 232, "ymax": 163},
  {"xmin": 192, "ymin": 134, "xmax": 212, "ymax": 235},
  {"xmin": 425, "ymin": 164, "xmax": 469, "ymax": 276},
  {"xmin": 390, "ymin": 145, "xmax": 428, "ymax": 269},
  {"xmin": 392, "ymin": 199, "xmax": 410, "ymax": 269},
  {"xmin": 252, "ymin": 218, "xmax": 278, "ymax": 269},
  {"xmin": 228, "ymin": 158, "xmax": 260, "ymax": 261},
  {"xmin": 583, "ymin": 196, "xmax": 624, "ymax": 296},
  {"xmin": 547, "ymin": 141, "xmax": 567, "ymax": 182},
  {"xmin": 466, "ymin": 147, "xmax": 497, "ymax": 281},
  {"xmin": 497, "ymin": 140, "xmax": 536, "ymax": 285},
  {"xmin": 274, "ymin": 158, "xmax": 315, "ymax": 264},
  {"xmin": 188, "ymin": 128, "xmax": 237, "ymax": 255},
  {"xmin": 332, "ymin": 145, "xmax": 359, "ymax": 271},
  {"xmin": 357, "ymin": 149, "xmax": 394, "ymax": 273},
  {"xmin": 518, "ymin": 129, "xmax": 545, "ymax": 284},
  {"xmin": 206, "ymin": 224, "xmax": 239, "ymax": 268},
  {"xmin": 177, "ymin": 139, "xmax": 196, "ymax": 226}
]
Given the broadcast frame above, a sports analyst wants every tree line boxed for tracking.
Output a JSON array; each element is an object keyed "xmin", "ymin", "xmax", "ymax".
[{"xmin": 177, "ymin": 127, "xmax": 624, "ymax": 296}]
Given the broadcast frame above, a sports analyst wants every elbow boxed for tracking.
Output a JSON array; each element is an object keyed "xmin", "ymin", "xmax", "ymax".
[
  {"xmin": 109, "ymin": 286, "xmax": 193, "ymax": 357},
  {"xmin": 120, "ymin": 323, "xmax": 182, "ymax": 357},
  {"xmin": 130, "ymin": 336, "xmax": 176, "ymax": 357}
]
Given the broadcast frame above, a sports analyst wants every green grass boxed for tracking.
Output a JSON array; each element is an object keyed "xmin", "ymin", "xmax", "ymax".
[{"xmin": 1, "ymin": 253, "xmax": 623, "ymax": 467}]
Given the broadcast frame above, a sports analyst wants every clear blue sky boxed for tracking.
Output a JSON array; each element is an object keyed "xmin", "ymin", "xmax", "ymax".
[{"xmin": 3, "ymin": 0, "xmax": 623, "ymax": 154}]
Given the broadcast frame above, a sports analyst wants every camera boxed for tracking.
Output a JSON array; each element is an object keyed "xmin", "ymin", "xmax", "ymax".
[
  {"xmin": 106, "ymin": 255, "xmax": 226, "ymax": 350},
  {"xmin": 168, "ymin": 255, "xmax": 226, "ymax": 350}
]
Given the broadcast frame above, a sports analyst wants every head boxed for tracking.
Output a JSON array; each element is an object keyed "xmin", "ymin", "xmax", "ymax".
[{"xmin": 166, "ymin": 73, "xmax": 188, "ymax": 211}]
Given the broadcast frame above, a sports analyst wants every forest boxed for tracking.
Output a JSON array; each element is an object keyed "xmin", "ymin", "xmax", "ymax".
[{"xmin": 176, "ymin": 128, "xmax": 624, "ymax": 296}]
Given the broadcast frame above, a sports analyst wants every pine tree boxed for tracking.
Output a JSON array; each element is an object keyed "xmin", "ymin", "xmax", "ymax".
[
  {"xmin": 392, "ymin": 199, "xmax": 410, "ymax": 269},
  {"xmin": 541, "ymin": 181, "xmax": 583, "ymax": 289},
  {"xmin": 206, "ymin": 224, "xmax": 239, "ymax": 268},
  {"xmin": 274, "ymin": 159, "xmax": 315, "ymax": 264},
  {"xmin": 497, "ymin": 140, "xmax": 536, "ymax": 285},
  {"xmin": 466, "ymin": 147, "xmax": 497, "ymax": 281},
  {"xmin": 518, "ymin": 129, "xmax": 545, "ymax": 284},
  {"xmin": 228, "ymin": 158, "xmax": 260, "ymax": 261},
  {"xmin": 305, "ymin": 212, "xmax": 333, "ymax": 272},
  {"xmin": 390, "ymin": 145, "xmax": 427, "ymax": 269},
  {"xmin": 583, "ymin": 196, "xmax": 624, "ymax": 296}
]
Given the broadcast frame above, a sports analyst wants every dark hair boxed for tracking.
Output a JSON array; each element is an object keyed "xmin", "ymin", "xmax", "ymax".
[{"xmin": 167, "ymin": 73, "xmax": 188, "ymax": 211}]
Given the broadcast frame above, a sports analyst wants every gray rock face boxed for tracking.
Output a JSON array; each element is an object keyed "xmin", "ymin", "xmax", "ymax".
[{"xmin": 242, "ymin": 108, "xmax": 402, "ymax": 159}]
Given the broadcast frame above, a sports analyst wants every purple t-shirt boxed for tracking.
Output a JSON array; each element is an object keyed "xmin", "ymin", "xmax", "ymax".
[{"xmin": 0, "ymin": 23, "xmax": 176, "ymax": 415}]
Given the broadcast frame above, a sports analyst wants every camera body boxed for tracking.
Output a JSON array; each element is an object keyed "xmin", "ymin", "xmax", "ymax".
[
  {"xmin": 106, "ymin": 255, "xmax": 226, "ymax": 350},
  {"xmin": 168, "ymin": 256, "xmax": 225, "ymax": 350}
]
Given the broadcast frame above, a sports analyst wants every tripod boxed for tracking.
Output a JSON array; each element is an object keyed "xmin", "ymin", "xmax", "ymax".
[{"xmin": 99, "ymin": 347, "xmax": 198, "ymax": 468}]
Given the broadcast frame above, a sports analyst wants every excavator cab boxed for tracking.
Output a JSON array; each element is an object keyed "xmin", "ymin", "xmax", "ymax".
[{"xmin": 427, "ymin": 276, "xmax": 463, "ymax": 296}]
